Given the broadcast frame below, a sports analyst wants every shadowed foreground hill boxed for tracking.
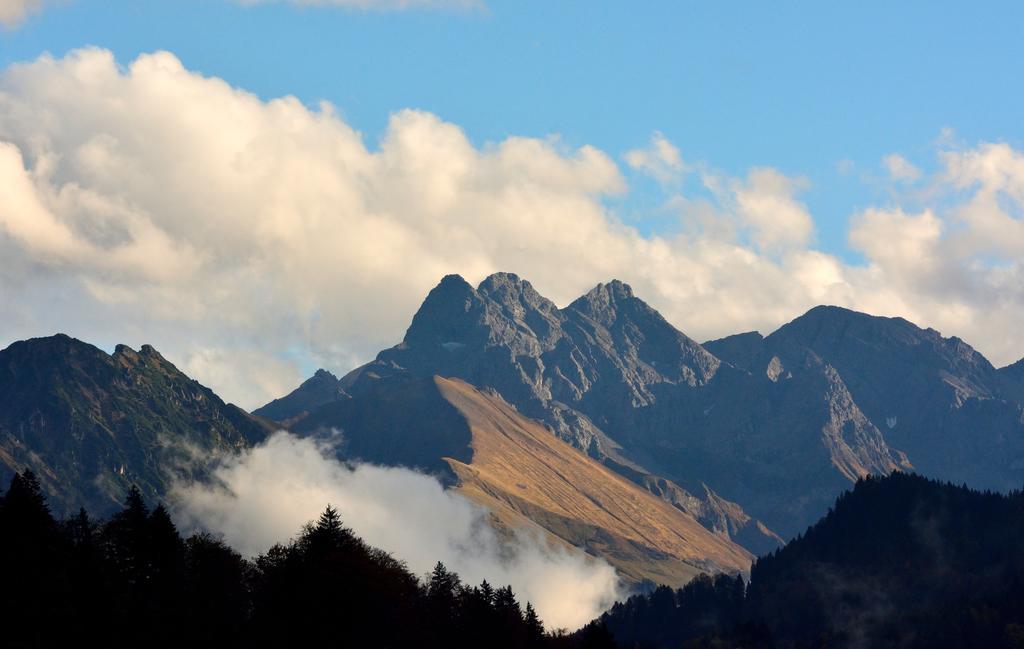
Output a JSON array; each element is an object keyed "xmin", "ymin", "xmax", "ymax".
[
  {"xmin": 593, "ymin": 472, "xmax": 1024, "ymax": 648},
  {"xmin": 295, "ymin": 375, "xmax": 754, "ymax": 586}
]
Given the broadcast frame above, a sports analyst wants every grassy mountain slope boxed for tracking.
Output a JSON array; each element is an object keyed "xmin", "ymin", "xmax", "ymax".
[{"xmin": 295, "ymin": 375, "xmax": 753, "ymax": 586}]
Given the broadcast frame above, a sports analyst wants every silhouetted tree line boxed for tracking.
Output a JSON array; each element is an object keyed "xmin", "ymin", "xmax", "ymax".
[
  {"xmin": 593, "ymin": 472, "xmax": 1024, "ymax": 648},
  {"xmin": 0, "ymin": 470, "xmax": 613, "ymax": 649}
]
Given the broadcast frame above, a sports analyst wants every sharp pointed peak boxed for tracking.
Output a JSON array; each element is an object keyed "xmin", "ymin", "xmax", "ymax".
[
  {"xmin": 411, "ymin": 274, "xmax": 480, "ymax": 314},
  {"xmin": 301, "ymin": 368, "xmax": 341, "ymax": 387},
  {"xmin": 403, "ymin": 274, "xmax": 487, "ymax": 346}
]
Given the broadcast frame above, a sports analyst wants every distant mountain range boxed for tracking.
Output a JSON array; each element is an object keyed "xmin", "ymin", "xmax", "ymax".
[
  {"xmin": 2, "ymin": 272, "xmax": 1023, "ymax": 589},
  {"xmin": 261, "ymin": 273, "xmax": 1024, "ymax": 544}
]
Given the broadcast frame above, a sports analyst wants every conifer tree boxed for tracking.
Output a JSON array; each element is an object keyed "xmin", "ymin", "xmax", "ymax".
[
  {"xmin": 524, "ymin": 601, "xmax": 545, "ymax": 642},
  {"xmin": 2, "ymin": 470, "xmax": 54, "ymax": 534}
]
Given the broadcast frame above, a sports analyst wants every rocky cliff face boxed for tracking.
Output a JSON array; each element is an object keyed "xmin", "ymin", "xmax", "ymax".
[
  {"xmin": 0, "ymin": 334, "xmax": 272, "ymax": 515},
  {"xmin": 271, "ymin": 275, "xmax": 807, "ymax": 543},
  {"xmin": 708, "ymin": 305, "xmax": 1024, "ymax": 494},
  {"xmin": 265, "ymin": 274, "xmax": 1024, "ymax": 542}
]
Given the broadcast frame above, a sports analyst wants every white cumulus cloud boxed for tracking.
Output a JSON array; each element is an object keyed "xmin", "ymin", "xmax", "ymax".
[
  {"xmin": 1, "ymin": 48, "xmax": 1024, "ymax": 409},
  {"xmin": 171, "ymin": 431, "xmax": 624, "ymax": 630},
  {"xmin": 0, "ymin": 0, "xmax": 42, "ymax": 28}
]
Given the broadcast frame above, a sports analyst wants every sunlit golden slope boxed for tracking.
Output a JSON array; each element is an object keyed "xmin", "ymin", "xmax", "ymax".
[{"xmin": 434, "ymin": 377, "xmax": 752, "ymax": 586}]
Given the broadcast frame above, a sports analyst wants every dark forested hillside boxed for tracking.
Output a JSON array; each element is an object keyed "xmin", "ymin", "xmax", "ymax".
[
  {"xmin": 0, "ymin": 335, "xmax": 273, "ymax": 517},
  {"xmin": 0, "ymin": 469, "xmax": 612, "ymax": 649},
  {"xmin": 595, "ymin": 473, "xmax": 1024, "ymax": 648}
]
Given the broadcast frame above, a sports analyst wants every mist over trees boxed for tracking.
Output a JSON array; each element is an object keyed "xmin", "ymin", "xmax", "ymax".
[
  {"xmin": 0, "ymin": 470, "xmax": 613, "ymax": 649},
  {"xmin": 9, "ymin": 470, "xmax": 1024, "ymax": 648}
]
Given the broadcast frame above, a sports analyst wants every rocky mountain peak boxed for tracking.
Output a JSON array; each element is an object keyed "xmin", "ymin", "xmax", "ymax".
[
  {"xmin": 402, "ymin": 274, "xmax": 486, "ymax": 348},
  {"xmin": 770, "ymin": 304, "xmax": 997, "ymax": 385},
  {"xmin": 568, "ymin": 280, "xmax": 636, "ymax": 323},
  {"xmin": 312, "ymin": 368, "xmax": 339, "ymax": 382},
  {"xmin": 774, "ymin": 305, "xmax": 931, "ymax": 350},
  {"xmin": 477, "ymin": 272, "xmax": 559, "ymax": 315}
]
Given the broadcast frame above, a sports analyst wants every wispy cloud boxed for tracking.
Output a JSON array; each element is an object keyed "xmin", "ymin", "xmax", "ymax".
[
  {"xmin": 171, "ymin": 431, "xmax": 624, "ymax": 630},
  {"xmin": 883, "ymin": 153, "xmax": 922, "ymax": 183},
  {"xmin": 625, "ymin": 131, "xmax": 687, "ymax": 185}
]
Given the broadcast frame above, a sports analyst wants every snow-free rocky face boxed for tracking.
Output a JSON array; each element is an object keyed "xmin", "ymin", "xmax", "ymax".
[{"xmin": 271, "ymin": 273, "xmax": 1024, "ymax": 542}]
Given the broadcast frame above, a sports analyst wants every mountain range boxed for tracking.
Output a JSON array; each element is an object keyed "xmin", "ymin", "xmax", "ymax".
[
  {"xmin": 262, "ymin": 273, "xmax": 1024, "ymax": 543},
  {"xmin": 2, "ymin": 271, "xmax": 1023, "ymax": 589}
]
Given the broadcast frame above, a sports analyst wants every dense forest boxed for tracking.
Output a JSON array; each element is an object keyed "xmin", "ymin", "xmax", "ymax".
[
  {"xmin": 595, "ymin": 472, "xmax": 1024, "ymax": 648},
  {"xmin": 0, "ymin": 470, "xmax": 614, "ymax": 649},
  {"xmin": 9, "ymin": 470, "xmax": 1024, "ymax": 648}
]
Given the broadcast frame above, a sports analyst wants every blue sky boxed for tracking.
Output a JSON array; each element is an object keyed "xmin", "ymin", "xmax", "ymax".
[{"xmin": 5, "ymin": 0, "xmax": 1022, "ymax": 260}]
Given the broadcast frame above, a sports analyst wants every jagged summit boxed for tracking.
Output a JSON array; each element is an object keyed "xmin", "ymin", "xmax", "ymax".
[
  {"xmin": 577, "ymin": 279, "xmax": 635, "ymax": 302},
  {"xmin": 476, "ymin": 272, "xmax": 561, "ymax": 318},
  {"xmin": 476, "ymin": 271, "xmax": 527, "ymax": 292},
  {"xmin": 264, "ymin": 273, "xmax": 1024, "ymax": 540},
  {"xmin": 312, "ymin": 368, "xmax": 339, "ymax": 381}
]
